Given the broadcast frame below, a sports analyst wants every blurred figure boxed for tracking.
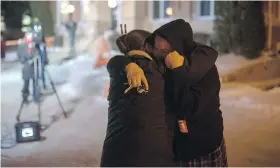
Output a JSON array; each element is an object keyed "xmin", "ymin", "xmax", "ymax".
[
  {"xmin": 33, "ymin": 17, "xmax": 48, "ymax": 64},
  {"xmin": 33, "ymin": 18, "xmax": 48, "ymax": 89},
  {"xmin": 65, "ymin": 13, "xmax": 77, "ymax": 55},
  {"xmin": 19, "ymin": 17, "xmax": 49, "ymax": 102},
  {"xmin": 100, "ymin": 30, "xmax": 175, "ymax": 167},
  {"xmin": 1, "ymin": 31, "xmax": 6, "ymax": 59},
  {"xmin": 19, "ymin": 27, "xmax": 35, "ymax": 103}
]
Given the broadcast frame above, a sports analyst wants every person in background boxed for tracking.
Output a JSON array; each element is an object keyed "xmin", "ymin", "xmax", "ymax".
[
  {"xmin": 1, "ymin": 31, "xmax": 6, "ymax": 59},
  {"xmin": 65, "ymin": 13, "xmax": 77, "ymax": 56},
  {"xmin": 33, "ymin": 17, "xmax": 48, "ymax": 89}
]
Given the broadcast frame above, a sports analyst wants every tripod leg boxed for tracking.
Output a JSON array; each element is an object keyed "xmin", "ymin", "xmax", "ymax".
[
  {"xmin": 37, "ymin": 93, "xmax": 42, "ymax": 127},
  {"xmin": 22, "ymin": 79, "xmax": 30, "ymax": 103},
  {"xmin": 41, "ymin": 66, "xmax": 47, "ymax": 89},
  {"xmin": 45, "ymin": 69, "xmax": 68, "ymax": 118},
  {"xmin": 16, "ymin": 100, "xmax": 25, "ymax": 122},
  {"xmin": 39, "ymin": 45, "xmax": 47, "ymax": 89},
  {"xmin": 33, "ymin": 60, "xmax": 40, "ymax": 103}
]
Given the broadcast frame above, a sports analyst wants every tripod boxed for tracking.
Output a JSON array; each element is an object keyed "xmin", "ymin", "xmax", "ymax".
[{"xmin": 16, "ymin": 47, "xmax": 67, "ymax": 130}]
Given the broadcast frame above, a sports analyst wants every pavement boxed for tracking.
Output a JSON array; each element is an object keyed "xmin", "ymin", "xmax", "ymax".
[{"xmin": 1, "ymin": 54, "xmax": 280, "ymax": 167}]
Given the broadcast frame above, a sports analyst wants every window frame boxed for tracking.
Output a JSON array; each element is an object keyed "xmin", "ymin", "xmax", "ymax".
[
  {"xmin": 196, "ymin": 0, "xmax": 215, "ymax": 20},
  {"xmin": 149, "ymin": 0, "xmax": 172, "ymax": 22}
]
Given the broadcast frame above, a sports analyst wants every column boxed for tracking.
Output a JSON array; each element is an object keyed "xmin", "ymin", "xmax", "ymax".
[
  {"xmin": 56, "ymin": 0, "xmax": 61, "ymax": 31},
  {"xmin": 80, "ymin": 0, "xmax": 84, "ymax": 23}
]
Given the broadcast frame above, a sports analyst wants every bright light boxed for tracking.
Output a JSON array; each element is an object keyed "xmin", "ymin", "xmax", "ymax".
[
  {"xmin": 108, "ymin": 0, "xmax": 117, "ymax": 9},
  {"xmin": 84, "ymin": 6, "xmax": 90, "ymax": 13},
  {"xmin": 67, "ymin": 4, "xmax": 75, "ymax": 13},
  {"xmin": 21, "ymin": 27, "xmax": 28, "ymax": 33},
  {"xmin": 61, "ymin": 4, "xmax": 75, "ymax": 14},
  {"xmin": 1, "ymin": 16, "xmax": 5, "ymax": 31},
  {"xmin": 22, "ymin": 15, "xmax": 31, "ymax": 25},
  {"xmin": 34, "ymin": 25, "xmax": 42, "ymax": 32},
  {"xmin": 61, "ymin": 1, "xmax": 68, "ymax": 9},
  {"xmin": 166, "ymin": 7, "xmax": 173, "ymax": 16}
]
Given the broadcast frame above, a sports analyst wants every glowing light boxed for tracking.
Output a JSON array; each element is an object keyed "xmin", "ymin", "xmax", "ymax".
[
  {"xmin": 1, "ymin": 16, "xmax": 5, "ymax": 31},
  {"xmin": 84, "ymin": 6, "xmax": 90, "ymax": 13},
  {"xmin": 166, "ymin": 7, "xmax": 173, "ymax": 16},
  {"xmin": 108, "ymin": 0, "xmax": 117, "ymax": 9},
  {"xmin": 34, "ymin": 25, "xmax": 42, "ymax": 32},
  {"xmin": 21, "ymin": 27, "xmax": 28, "ymax": 32},
  {"xmin": 67, "ymin": 4, "xmax": 75, "ymax": 13},
  {"xmin": 22, "ymin": 15, "xmax": 31, "ymax": 25},
  {"xmin": 61, "ymin": 4, "xmax": 75, "ymax": 14}
]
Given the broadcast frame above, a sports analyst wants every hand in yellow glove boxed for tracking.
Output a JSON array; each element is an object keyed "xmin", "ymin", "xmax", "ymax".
[
  {"xmin": 125, "ymin": 63, "xmax": 149, "ymax": 90},
  {"xmin": 165, "ymin": 51, "xmax": 184, "ymax": 69}
]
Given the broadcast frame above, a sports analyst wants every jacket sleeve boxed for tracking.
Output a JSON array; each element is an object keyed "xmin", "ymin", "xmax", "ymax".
[
  {"xmin": 107, "ymin": 55, "xmax": 132, "ymax": 77},
  {"xmin": 183, "ymin": 43, "xmax": 218, "ymax": 84},
  {"xmin": 170, "ymin": 45, "xmax": 218, "ymax": 119}
]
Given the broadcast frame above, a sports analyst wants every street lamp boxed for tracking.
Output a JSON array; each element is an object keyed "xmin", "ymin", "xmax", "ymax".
[
  {"xmin": 166, "ymin": 7, "xmax": 173, "ymax": 16},
  {"xmin": 108, "ymin": 0, "xmax": 118, "ymax": 30},
  {"xmin": 61, "ymin": 3, "xmax": 75, "ymax": 14},
  {"xmin": 108, "ymin": 0, "xmax": 117, "ymax": 9}
]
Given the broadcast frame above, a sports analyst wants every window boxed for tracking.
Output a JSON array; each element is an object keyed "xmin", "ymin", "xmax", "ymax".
[
  {"xmin": 197, "ymin": 0, "xmax": 215, "ymax": 19},
  {"xmin": 151, "ymin": 0, "xmax": 171, "ymax": 20},
  {"xmin": 273, "ymin": 1, "xmax": 280, "ymax": 20}
]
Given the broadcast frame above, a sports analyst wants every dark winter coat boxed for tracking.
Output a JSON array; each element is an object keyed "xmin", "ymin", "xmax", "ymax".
[
  {"xmin": 111, "ymin": 19, "xmax": 224, "ymax": 162},
  {"xmin": 100, "ymin": 50, "xmax": 175, "ymax": 167},
  {"xmin": 154, "ymin": 19, "xmax": 223, "ymax": 161}
]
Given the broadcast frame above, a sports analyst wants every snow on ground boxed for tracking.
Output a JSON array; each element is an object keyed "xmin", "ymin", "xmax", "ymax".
[
  {"xmin": 2, "ymin": 51, "xmax": 18, "ymax": 62},
  {"xmin": 1, "ymin": 54, "xmax": 109, "ymax": 166},
  {"xmin": 216, "ymin": 53, "xmax": 251, "ymax": 75},
  {"xmin": 1, "ymin": 54, "xmax": 280, "ymax": 166},
  {"xmin": 220, "ymin": 85, "xmax": 280, "ymax": 166}
]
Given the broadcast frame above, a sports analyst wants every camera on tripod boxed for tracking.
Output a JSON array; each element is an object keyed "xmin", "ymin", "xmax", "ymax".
[{"xmin": 15, "ymin": 17, "xmax": 67, "ymax": 143}]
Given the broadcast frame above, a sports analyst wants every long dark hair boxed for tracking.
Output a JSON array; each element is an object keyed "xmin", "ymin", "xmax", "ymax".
[{"xmin": 124, "ymin": 30, "xmax": 151, "ymax": 51}]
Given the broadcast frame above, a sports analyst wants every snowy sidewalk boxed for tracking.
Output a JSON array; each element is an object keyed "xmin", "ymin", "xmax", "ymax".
[
  {"xmin": 1, "ymin": 47, "xmax": 91, "ymax": 72},
  {"xmin": 2, "ymin": 54, "xmax": 280, "ymax": 167},
  {"xmin": 1, "ymin": 55, "xmax": 109, "ymax": 166}
]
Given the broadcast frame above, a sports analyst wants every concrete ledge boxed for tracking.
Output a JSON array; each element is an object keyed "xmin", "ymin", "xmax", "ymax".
[
  {"xmin": 222, "ymin": 78, "xmax": 280, "ymax": 90},
  {"xmin": 222, "ymin": 57, "xmax": 280, "ymax": 83}
]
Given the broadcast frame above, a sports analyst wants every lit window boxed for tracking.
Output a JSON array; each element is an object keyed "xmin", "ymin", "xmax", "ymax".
[{"xmin": 152, "ymin": 0, "xmax": 172, "ymax": 20}]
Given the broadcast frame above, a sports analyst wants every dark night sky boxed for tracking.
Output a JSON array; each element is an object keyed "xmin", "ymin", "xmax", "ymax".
[{"xmin": 1, "ymin": 1, "xmax": 31, "ymax": 29}]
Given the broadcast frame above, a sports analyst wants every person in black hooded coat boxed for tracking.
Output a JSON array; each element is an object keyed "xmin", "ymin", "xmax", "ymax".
[
  {"xmin": 119, "ymin": 19, "xmax": 228, "ymax": 167},
  {"xmin": 100, "ymin": 30, "xmax": 175, "ymax": 167}
]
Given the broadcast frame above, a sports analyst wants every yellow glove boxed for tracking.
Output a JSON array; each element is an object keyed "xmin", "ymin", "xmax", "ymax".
[
  {"xmin": 125, "ymin": 63, "xmax": 149, "ymax": 90},
  {"xmin": 165, "ymin": 51, "xmax": 184, "ymax": 69}
]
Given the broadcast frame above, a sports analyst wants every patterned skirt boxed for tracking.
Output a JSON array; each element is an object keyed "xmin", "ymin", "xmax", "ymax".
[{"xmin": 178, "ymin": 139, "xmax": 228, "ymax": 167}]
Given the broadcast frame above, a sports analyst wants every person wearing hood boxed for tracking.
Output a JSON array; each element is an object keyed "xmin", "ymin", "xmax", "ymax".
[
  {"xmin": 120, "ymin": 19, "xmax": 228, "ymax": 167},
  {"xmin": 100, "ymin": 29, "xmax": 175, "ymax": 167}
]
